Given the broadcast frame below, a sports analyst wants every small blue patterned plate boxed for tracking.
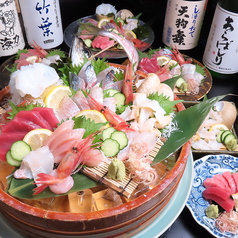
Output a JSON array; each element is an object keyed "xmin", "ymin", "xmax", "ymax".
[{"xmin": 186, "ymin": 154, "xmax": 238, "ymax": 238}]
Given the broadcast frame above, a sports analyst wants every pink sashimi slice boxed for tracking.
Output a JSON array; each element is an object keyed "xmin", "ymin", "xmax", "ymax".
[
  {"xmin": 1, "ymin": 117, "xmax": 42, "ymax": 134},
  {"xmin": 32, "ymin": 107, "xmax": 60, "ymax": 130},
  {"xmin": 203, "ymin": 192, "xmax": 235, "ymax": 212},
  {"xmin": 0, "ymin": 132, "xmax": 26, "ymax": 161},
  {"xmin": 203, "ymin": 177, "xmax": 232, "ymax": 192},
  {"xmin": 16, "ymin": 110, "xmax": 52, "ymax": 131},
  {"xmin": 213, "ymin": 174, "xmax": 231, "ymax": 189},
  {"xmin": 203, "ymin": 186, "xmax": 232, "ymax": 200},
  {"xmin": 43, "ymin": 120, "xmax": 75, "ymax": 149},
  {"xmin": 222, "ymin": 171, "xmax": 237, "ymax": 194},
  {"xmin": 232, "ymin": 172, "xmax": 238, "ymax": 193}
]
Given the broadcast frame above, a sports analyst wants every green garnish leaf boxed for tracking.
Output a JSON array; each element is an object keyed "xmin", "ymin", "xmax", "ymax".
[
  {"xmin": 72, "ymin": 116, "xmax": 108, "ymax": 138},
  {"xmin": 7, "ymin": 101, "xmax": 43, "ymax": 120},
  {"xmin": 147, "ymin": 92, "xmax": 183, "ymax": 115},
  {"xmin": 195, "ymin": 64, "xmax": 206, "ymax": 76}
]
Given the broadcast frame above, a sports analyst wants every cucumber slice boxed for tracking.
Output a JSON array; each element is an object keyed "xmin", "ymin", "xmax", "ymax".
[
  {"xmin": 223, "ymin": 133, "xmax": 236, "ymax": 145},
  {"xmin": 216, "ymin": 130, "xmax": 225, "ymax": 143},
  {"xmin": 6, "ymin": 151, "xmax": 21, "ymax": 166},
  {"xmin": 10, "ymin": 140, "xmax": 32, "ymax": 161},
  {"xmin": 101, "ymin": 138, "xmax": 120, "ymax": 157},
  {"xmin": 113, "ymin": 92, "xmax": 126, "ymax": 107},
  {"xmin": 103, "ymin": 89, "xmax": 119, "ymax": 97},
  {"xmin": 176, "ymin": 77, "xmax": 186, "ymax": 88},
  {"xmin": 102, "ymin": 127, "xmax": 116, "ymax": 141},
  {"xmin": 220, "ymin": 130, "xmax": 233, "ymax": 143},
  {"xmin": 110, "ymin": 131, "xmax": 128, "ymax": 150}
]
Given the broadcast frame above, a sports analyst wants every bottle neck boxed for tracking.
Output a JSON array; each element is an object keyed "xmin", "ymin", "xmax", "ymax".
[{"xmin": 219, "ymin": 0, "xmax": 238, "ymax": 14}]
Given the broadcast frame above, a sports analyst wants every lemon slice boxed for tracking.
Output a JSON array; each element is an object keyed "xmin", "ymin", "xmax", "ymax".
[
  {"xmin": 124, "ymin": 30, "xmax": 137, "ymax": 39},
  {"xmin": 157, "ymin": 56, "xmax": 170, "ymax": 66},
  {"xmin": 43, "ymin": 85, "xmax": 72, "ymax": 110},
  {"xmin": 23, "ymin": 128, "xmax": 52, "ymax": 150},
  {"xmin": 167, "ymin": 59, "xmax": 178, "ymax": 68},
  {"xmin": 209, "ymin": 123, "xmax": 229, "ymax": 132},
  {"xmin": 76, "ymin": 110, "xmax": 109, "ymax": 129},
  {"xmin": 98, "ymin": 18, "xmax": 110, "ymax": 28},
  {"xmin": 26, "ymin": 56, "xmax": 38, "ymax": 63}
]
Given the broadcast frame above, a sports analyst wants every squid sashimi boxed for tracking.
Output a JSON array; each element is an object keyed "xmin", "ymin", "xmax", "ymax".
[{"xmin": 0, "ymin": 132, "xmax": 26, "ymax": 161}]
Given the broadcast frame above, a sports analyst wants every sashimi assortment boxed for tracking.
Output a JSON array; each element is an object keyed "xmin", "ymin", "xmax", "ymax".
[
  {"xmin": 203, "ymin": 171, "xmax": 238, "ymax": 234},
  {"xmin": 138, "ymin": 47, "xmax": 206, "ymax": 95}
]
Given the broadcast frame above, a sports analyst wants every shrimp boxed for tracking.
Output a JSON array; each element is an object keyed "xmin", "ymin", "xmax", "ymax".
[
  {"xmin": 33, "ymin": 134, "xmax": 95, "ymax": 195},
  {"xmin": 171, "ymin": 46, "xmax": 192, "ymax": 65},
  {"xmin": 122, "ymin": 61, "xmax": 134, "ymax": 104},
  {"xmin": 87, "ymin": 94, "xmax": 134, "ymax": 131},
  {"xmin": 30, "ymin": 41, "xmax": 49, "ymax": 58}
]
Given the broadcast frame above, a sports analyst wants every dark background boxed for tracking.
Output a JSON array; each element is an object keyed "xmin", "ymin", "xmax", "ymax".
[{"xmin": 0, "ymin": 0, "xmax": 237, "ymax": 237}]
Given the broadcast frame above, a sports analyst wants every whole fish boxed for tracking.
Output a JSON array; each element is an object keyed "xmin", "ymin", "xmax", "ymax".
[
  {"xmin": 69, "ymin": 36, "xmax": 92, "ymax": 66},
  {"xmin": 79, "ymin": 23, "xmax": 139, "ymax": 71}
]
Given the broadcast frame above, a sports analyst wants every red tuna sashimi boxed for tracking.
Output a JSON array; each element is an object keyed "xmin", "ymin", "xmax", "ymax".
[
  {"xmin": 1, "ymin": 117, "xmax": 42, "ymax": 134},
  {"xmin": 92, "ymin": 36, "xmax": 115, "ymax": 50},
  {"xmin": 15, "ymin": 110, "xmax": 52, "ymax": 131},
  {"xmin": 0, "ymin": 132, "xmax": 26, "ymax": 161},
  {"xmin": 203, "ymin": 186, "xmax": 232, "ymax": 200},
  {"xmin": 222, "ymin": 171, "xmax": 237, "ymax": 194},
  {"xmin": 138, "ymin": 57, "xmax": 160, "ymax": 74},
  {"xmin": 203, "ymin": 177, "xmax": 232, "ymax": 192},
  {"xmin": 203, "ymin": 192, "xmax": 235, "ymax": 212},
  {"xmin": 32, "ymin": 107, "xmax": 59, "ymax": 130},
  {"xmin": 213, "ymin": 174, "xmax": 231, "ymax": 189},
  {"xmin": 232, "ymin": 172, "xmax": 238, "ymax": 193}
]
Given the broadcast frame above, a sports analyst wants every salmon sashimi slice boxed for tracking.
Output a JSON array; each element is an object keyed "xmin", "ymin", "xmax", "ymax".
[
  {"xmin": 1, "ymin": 117, "xmax": 42, "ymax": 133},
  {"xmin": 0, "ymin": 132, "xmax": 26, "ymax": 161},
  {"xmin": 32, "ymin": 107, "xmax": 60, "ymax": 130},
  {"xmin": 16, "ymin": 110, "xmax": 52, "ymax": 131}
]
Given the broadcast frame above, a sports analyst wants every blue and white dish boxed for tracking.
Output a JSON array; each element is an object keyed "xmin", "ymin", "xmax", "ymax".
[{"xmin": 186, "ymin": 154, "xmax": 238, "ymax": 238}]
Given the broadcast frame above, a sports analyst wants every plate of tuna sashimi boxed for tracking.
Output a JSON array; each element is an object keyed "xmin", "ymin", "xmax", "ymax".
[{"xmin": 186, "ymin": 154, "xmax": 238, "ymax": 238}]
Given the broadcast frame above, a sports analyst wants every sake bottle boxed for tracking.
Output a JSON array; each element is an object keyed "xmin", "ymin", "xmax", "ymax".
[
  {"xmin": 162, "ymin": 0, "xmax": 208, "ymax": 51},
  {"xmin": 18, "ymin": 0, "xmax": 63, "ymax": 49},
  {"xmin": 0, "ymin": 0, "xmax": 25, "ymax": 57},
  {"xmin": 202, "ymin": 0, "xmax": 238, "ymax": 79}
]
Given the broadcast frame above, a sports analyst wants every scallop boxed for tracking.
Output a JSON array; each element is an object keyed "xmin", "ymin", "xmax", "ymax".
[{"xmin": 215, "ymin": 101, "xmax": 237, "ymax": 129}]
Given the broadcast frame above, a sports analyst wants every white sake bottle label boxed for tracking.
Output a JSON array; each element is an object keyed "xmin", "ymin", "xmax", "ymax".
[
  {"xmin": 203, "ymin": 5, "xmax": 238, "ymax": 74},
  {"xmin": 19, "ymin": 0, "xmax": 63, "ymax": 49},
  {"xmin": 163, "ymin": 0, "xmax": 207, "ymax": 50},
  {"xmin": 0, "ymin": 0, "xmax": 25, "ymax": 56}
]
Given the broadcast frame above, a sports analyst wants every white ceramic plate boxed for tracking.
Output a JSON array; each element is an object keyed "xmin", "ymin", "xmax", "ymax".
[
  {"xmin": 0, "ymin": 153, "xmax": 193, "ymax": 238},
  {"xmin": 63, "ymin": 15, "xmax": 154, "ymax": 59},
  {"xmin": 186, "ymin": 154, "xmax": 238, "ymax": 238}
]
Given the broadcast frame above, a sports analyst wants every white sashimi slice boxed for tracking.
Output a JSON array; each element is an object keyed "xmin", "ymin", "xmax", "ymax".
[
  {"xmin": 43, "ymin": 120, "xmax": 75, "ymax": 147},
  {"xmin": 57, "ymin": 95, "xmax": 80, "ymax": 120},
  {"xmin": 181, "ymin": 63, "xmax": 196, "ymax": 75},
  {"xmin": 89, "ymin": 86, "xmax": 104, "ymax": 105},
  {"xmin": 72, "ymin": 90, "xmax": 90, "ymax": 110},
  {"xmin": 103, "ymin": 97, "xmax": 116, "ymax": 112},
  {"xmin": 14, "ymin": 146, "xmax": 54, "ymax": 181}
]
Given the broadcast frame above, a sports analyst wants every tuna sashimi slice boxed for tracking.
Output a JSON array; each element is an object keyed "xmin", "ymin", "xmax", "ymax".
[
  {"xmin": 0, "ymin": 132, "xmax": 26, "ymax": 161},
  {"xmin": 1, "ymin": 117, "xmax": 42, "ymax": 133},
  {"xmin": 222, "ymin": 171, "xmax": 237, "ymax": 194},
  {"xmin": 232, "ymin": 172, "xmax": 238, "ymax": 193},
  {"xmin": 203, "ymin": 177, "xmax": 232, "ymax": 192},
  {"xmin": 203, "ymin": 186, "xmax": 232, "ymax": 200},
  {"xmin": 203, "ymin": 192, "xmax": 235, "ymax": 212},
  {"xmin": 32, "ymin": 107, "xmax": 60, "ymax": 130},
  {"xmin": 16, "ymin": 110, "xmax": 52, "ymax": 131},
  {"xmin": 213, "ymin": 174, "xmax": 231, "ymax": 189}
]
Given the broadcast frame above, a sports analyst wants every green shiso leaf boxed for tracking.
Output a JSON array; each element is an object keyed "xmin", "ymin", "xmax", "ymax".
[
  {"xmin": 8, "ymin": 173, "xmax": 97, "ymax": 199},
  {"xmin": 152, "ymin": 95, "xmax": 226, "ymax": 165}
]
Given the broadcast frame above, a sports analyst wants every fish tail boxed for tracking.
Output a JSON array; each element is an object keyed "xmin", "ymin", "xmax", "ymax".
[{"xmin": 33, "ymin": 184, "xmax": 48, "ymax": 196}]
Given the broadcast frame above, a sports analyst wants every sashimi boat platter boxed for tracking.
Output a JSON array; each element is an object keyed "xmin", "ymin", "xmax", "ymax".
[{"xmin": 0, "ymin": 3, "xmax": 237, "ymax": 238}]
